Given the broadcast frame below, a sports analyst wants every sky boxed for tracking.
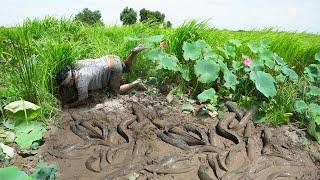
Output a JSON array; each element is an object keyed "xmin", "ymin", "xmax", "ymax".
[{"xmin": 0, "ymin": 0, "xmax": 319, "ymax": 33}]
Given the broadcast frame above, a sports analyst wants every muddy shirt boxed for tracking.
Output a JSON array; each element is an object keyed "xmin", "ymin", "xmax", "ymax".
[{"xmin": 75, "ymin": 56, "xmax": 111, "ymax": 100}]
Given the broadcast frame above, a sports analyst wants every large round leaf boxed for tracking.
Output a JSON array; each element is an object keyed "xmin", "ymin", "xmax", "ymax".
[
  {"xmin": 315, "ymin": 52, "xmax": 320, "ymax": 62},
  {"xmin": 14, "ymin": 122, "xmax": 46, "ymax": 150},
  {"xmin": 259, "ymin": 49, "xmax": 275, "ymax": 69},
  {"xmin": 308, "ymin": 120, "xmax": 320, "ymax": 143},
  {"xmin": 31, "ymin": 164, "xmax": 58, "ymax": 180},
  {"xmin": 4, "ymin": 100, "xmax": 40, "ymax": 121},
  {"xmin": 181, "ymin": 103, "xmax": 194, "ymax": 112},
  {"xmin": 147, "ymin": 48, "xmax": 164, "ymax": 61},
  {"xmin": 273, "ymin": 54, "xmax": 287, "ymax": 66},
  {"xmin": 247, "ymin": 42, "xmax": 261, "ymax": 54},
  {"xmin": 294, "ymin": 100, "xmax": 308, "ymax": 114},
  {"xmin": 307, "ymin": 86, "xmax": 320, "ymax": 97},
  {"xmin": 223, "ymin": 71, "xmax": 239, "ymax": 91},
  {"xmin": 250, "ymin": 71, "xmax": 277, "ymax": 98},
  {"xmin": 276, "ymin": 74, "xmax": 286, "ymax": 83},
  {"xmin": 228, "ymin": 39, "xmax": 241, "ymax": 47},
  {"xmin": 304, "ymin": 64, "xmax": 320, "ymax": 83},
  {"xmin": 146, "ymin": 35, "xmax": 164, "ymax": 43},
  {"xmin": 250, "ymin": 59, "xmax": 264, "ymax": 72},
  {"xmin": 194, "ymin": 60, "xmax": 220, "ymax": 83},
  {"xmin": 195, "ymin": 40, "xmax": 216, "ymax": 60},
  {"xmin": 157, "ymin": 55, "xmax": 180, "ymax": 72},
  {"xmin": 0, "ymin": 166, "xmax": 30, "ymax": 180},
  {"xmin": 180, "ymin": 66, "xmax": 191, "ymax": 81},
  {"xmin": 280, "ymin": 66, "xmax": 298, "ymax": 82},
  {"xmin": 197, "ymin": 88, "xmax": 216, "ymax": 103},
  {"xmin": 309, "ymin": 103, "xmax": 320, "ymax": 117},
  {"xmin": 218, "ymin": 44, "xmax": 235, "ymax": 59},
  {"xmin": 182, "ymin": 41, "xmax": 202, "ymax": 61},
  {"xmin": 4, "ymin": 100, "xmax": 39, "ymax": 113},
  {"xmin": 217, "ymin": 57, "xmax": 228, "ymax": 72}
]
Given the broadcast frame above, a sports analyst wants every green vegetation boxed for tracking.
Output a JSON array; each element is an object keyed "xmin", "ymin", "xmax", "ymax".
[
  {"xmin": 139, "ymin": 8, "xmax": 166, "ymax": 24},
  {"xmin": 0, "ymin": 17, "xmax": 320, "ymax": 143},
  {"xmin": 0, "ymin": 164, "xmax": 57, "ymax": 180},
  {"xmin": 74, "ymin": 8, "xmax": 104, "ymax": 25},
  {"xmin": 120, "ymin": 7, "xmax": 138, "ymax": 25},
  {"xmin": 294, "ymin": 54, "xmax": 320, "ymax": 142},
  {"xmin": 120, "ymin": 7, "xmax": 171, "ymax": 27},
  {"xmin": 147, "ymin": 34, "xmax": 302, "ymax": 124}
]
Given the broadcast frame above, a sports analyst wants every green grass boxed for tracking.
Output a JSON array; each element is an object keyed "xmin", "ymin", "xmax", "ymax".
[{"xmin": 0, "ymin": 17, "xmax": 319, "ymax": 124}]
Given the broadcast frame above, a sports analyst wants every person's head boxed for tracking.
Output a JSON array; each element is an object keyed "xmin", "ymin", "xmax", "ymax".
[{"xmin": 56, "ymin": 66, "xmax": 75, "ymax": 87}]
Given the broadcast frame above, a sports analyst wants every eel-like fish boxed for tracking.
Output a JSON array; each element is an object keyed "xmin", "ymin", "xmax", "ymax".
[
  {"xmin": 132, "ymin": 103, "xmax": 147, "ymax": 122},
  {"xmin": 92, "ymin": 121, "xmax": 108, "ymax": 139},
  {"xmin": 144, "ymin": 154, "xmax": 193, "ymax": 174},
  {"xmin": 117, "ymin": 117, "xmax": 136, "ymax": 143},
  {"xmin": 207, "ymin": 154, "xmax": 225, "ymax": 179},
  {"xmin": 232, "ymin": 109, "xmax": 254, "ymax": 130},
  {"xmin": 266, "ymin": 171, "xmax": 293, "ymax": 180},
  {"xmin": 156, "ymin": 131, "xmax": 190, "ymax": 151},
  {"xmin": 217, "ymin": 112, "xmax": 241, "ymax": 144},
  {"xmin": 184, "ymin": 124, "xmax": 209, "ymax": 145},
  {"xmin": 198, "ymin": 164, "xmax": 214, "ymax": 180},
  {"xmin": 85, "ymin": 156, "xmax": 100, "ymax": 173},
  {"xmin": 225, "ymin": 101, "xmax": 245, "ymax": 120},
  {"xmin": 261, "ymin": 127, "xmax": 272, "ymax": 154},
  {"xmin": 209, "ymin": 125, "xmax": 218, "ymax": 147}
]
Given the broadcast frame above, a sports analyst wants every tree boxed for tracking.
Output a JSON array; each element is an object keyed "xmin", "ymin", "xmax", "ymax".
[
  {"xmin": 74, "ymin": 8, "xmax": 104, "ymax": 25},
  {"xmin": 120, "ymin": 7, "xmax": 137, "ymax": 25},
  {"xmin": 139, "ymin": 8, "xmax": 165, "ymax": 24},
  {"xmin": 164, "ymin": 21, "xmax": 172, "ymax": 28}
]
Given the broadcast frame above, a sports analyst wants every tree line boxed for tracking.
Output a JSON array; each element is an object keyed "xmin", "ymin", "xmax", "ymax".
[{"xmin": 74, "ymin": 7, "xmax": 171, "ymax": 27}]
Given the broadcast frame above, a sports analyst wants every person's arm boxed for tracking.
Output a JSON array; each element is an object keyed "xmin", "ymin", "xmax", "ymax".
[
  {"xmin": 64, "ymin": 74, "xmax": 89, "ymax": 108},
  {"xmin": 64, "ymin": 98, "xmax": 87, "ymax": 108}
]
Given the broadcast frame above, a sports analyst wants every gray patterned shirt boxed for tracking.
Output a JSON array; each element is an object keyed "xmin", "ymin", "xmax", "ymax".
[{"xmin": 75, "ymin": 56, "xmax": 111, "ymax": 100}]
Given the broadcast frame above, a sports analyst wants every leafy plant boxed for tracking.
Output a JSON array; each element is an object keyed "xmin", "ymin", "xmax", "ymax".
[
  {"xmin": 197, "ymin": 88, "xmax": 217, "ymax": 103},
  {"xmin": 0, "ymin": 166, "xmax": 31, "ymax": 180},
  {"xmin": 4, "ymin": 100, "xmax": 40, "ymax": 123},
  {"xmin": 0, "ymin": 128, "xmax": 15, "ymax": 143},
  {"xmin": 0, "ymin": 164, "xmax": 57, "ymax": 180},
  {"xmin": 294, "ymin": 52, "xmax": 320, "ymax": 142},
  {"xmin": 181, "ymin": 103, "xmax": 194, "ymax": 113},
  {"xmin": 31, "ymin": 164, "xmax": 57, "ymax": 180},
  {"xmin": 14, "ymin": 121, "xmax": 46, "ymax": 151},
  {"xmin": 146, "ymin": 38, "xmax": 298, "ymax": 112}
]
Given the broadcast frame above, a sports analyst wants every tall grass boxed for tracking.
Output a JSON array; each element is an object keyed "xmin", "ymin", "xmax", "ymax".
[
  {"xmin": 0, "ymin": 18, "xmax": 82, "ymax": 119},
  {"xmin": 203, "ymin": 29, "xmax": 320, "ymax": 73},
  {"xmin": 0, "ymin": 17, "xmax": 319, "ymax": 122}
]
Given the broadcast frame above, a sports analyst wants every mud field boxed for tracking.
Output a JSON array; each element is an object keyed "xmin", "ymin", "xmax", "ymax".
[{"xmin": 15, "ymin": 92, "xmax": 320, "ymax": 180}]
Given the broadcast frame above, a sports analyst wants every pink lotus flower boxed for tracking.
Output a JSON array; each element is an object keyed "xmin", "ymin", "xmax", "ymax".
[
  {"xmin": 243, "ymin": 57, "xmax": 252, "ymax": 66},
  {"xmin": 160, "ymin": 41, "xmax": 168, "ymax": 47}
]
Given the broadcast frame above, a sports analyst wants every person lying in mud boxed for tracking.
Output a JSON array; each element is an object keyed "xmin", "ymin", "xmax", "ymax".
[{"xmin": 56, "ymin": 44, "xmax": 147, "ymax": 108}]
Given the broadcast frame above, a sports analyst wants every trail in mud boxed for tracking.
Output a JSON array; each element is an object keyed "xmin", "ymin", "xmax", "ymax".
[{"xmin": 38, "ymin": 92, "xmax": 319, "ymax": 180}]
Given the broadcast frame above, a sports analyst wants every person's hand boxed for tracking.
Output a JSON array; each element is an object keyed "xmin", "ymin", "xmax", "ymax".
[
  {"xmin": 133, "ymin": 78, "xmax": 147, "ymax": 91},
  {"xmin": 131, "ymin": 44, "xmax": 146, "ymax": 54},
  {"xmin": 134, "ymin": 78, "xmax": 142, "ymax": 84}
]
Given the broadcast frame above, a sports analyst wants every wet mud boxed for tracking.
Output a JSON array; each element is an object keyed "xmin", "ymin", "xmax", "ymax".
[{"xmin": 15, "ymin": 92, "xmax": 320, "ymax": 179}]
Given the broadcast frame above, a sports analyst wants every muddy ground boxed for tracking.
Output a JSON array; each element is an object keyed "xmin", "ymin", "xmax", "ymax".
[{"xmin": 13, "ymin": 92, "xmax": 320, "ymax": 180}]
